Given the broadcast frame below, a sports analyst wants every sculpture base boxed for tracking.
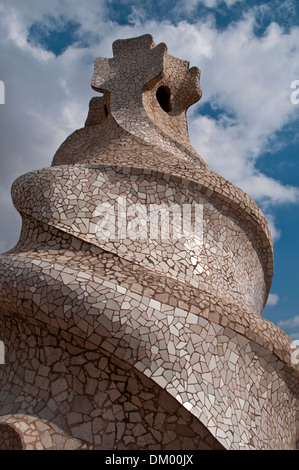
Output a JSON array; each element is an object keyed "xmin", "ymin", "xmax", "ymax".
[{"xmin": 0, "ymin": 315, "xmax": 223, "ymax": 450}]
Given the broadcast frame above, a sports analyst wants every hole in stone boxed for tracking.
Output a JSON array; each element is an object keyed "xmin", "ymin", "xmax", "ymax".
[
  {"xmin": 104, "ymin": 104, "xmax": 109, "ymax": 117},
  {"xmin": 156, "ymin": 86, "xmax": 172, "ymax": 113}
]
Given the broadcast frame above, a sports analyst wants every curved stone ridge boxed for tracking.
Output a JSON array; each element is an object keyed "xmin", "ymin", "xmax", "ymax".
[{"xmin": 0, "ymin": 34, "xmax": 298, "ymax": 450}]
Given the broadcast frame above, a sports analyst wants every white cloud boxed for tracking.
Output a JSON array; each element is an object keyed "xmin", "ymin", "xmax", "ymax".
[
  {"xmin": 277, "ymin": 315, "xmax": 299, "ymax": 342},
  {"xmin": 0, "ymin": 0, "xmax": 108, "ymax": 32},
  {"xmin": 178, "ymin": 0, "xmax": 242, "ymax": 13},
  {"xmin": 238, "ymin": 174, "xmax": 299, "ymax": 207},
  {"xmin": 182, "ymin": 16, "xmax": 299, "ymax": 236},
  {"xmin": 263, "ymin": 213, "xmax": 281, "ymax": 242},
  {"xmin": 289, "ymin": 333, "xmax": 299, "ymax": 342},
  {"xmin": 0, "ymin": 4, "xmax": 53, "ymax": 60},
  {"xmin": 278, "ymin": 315, "xmax": 299, "ymax": 329},
  {"xmin": 224, "ymin": 0, "xmax": 242, "ymax": 5},
  {"xmin": 266, "ymin": 293, "xmax": 279, "ymax": 306}
]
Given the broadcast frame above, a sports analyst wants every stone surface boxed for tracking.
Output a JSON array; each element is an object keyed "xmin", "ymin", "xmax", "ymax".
[{"xmin": 0, "ymin": 34, "xmax": 298, "ymax": 450}]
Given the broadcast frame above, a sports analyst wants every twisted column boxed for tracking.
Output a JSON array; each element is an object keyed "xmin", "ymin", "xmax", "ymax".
[{"xmin": 0, "ymin": 34, "xmax": 298, "ymax": 450}]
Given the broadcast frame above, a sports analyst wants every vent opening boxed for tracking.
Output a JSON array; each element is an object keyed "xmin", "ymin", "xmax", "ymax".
[{"xmin": 156, "ymin": 86, "xmax": 172, "ymax": 113}]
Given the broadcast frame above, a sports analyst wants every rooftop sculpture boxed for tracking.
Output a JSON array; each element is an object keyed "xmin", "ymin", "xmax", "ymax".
[{"xmin": 0, "ymin": 34, "xmax": 298, "ymax": 450}]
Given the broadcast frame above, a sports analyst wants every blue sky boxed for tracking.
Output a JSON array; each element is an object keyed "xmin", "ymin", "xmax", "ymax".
[{"xmin": 0, "ymin": 0, "xmax": 298, "ymax": 340}]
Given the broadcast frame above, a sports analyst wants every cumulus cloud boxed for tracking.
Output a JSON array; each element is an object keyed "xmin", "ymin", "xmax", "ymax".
[
  {"xmin": 0, "ymin": 0, "xmax": 108, "ymax": 33},
  {"xmin": 278, "ymin": 315, "xmax": 299, "ymax": 329},
  {"xmin": 277, "ymin": 316, "xmax": 299, "ymax": 342},
  {"xmin": 177, "ymin": 0, "xmax": 242, "ymax": 13},
  {"xmin": 263, "ymin": 213, "xmax": 281, "ymax": 242},
  {"xmin": 266, "ymin": 293, "xmax": 279, "ymax": 306},
  {"xmin": 186, "ymin": 17, "xmax": 299, "ymax": 210}
]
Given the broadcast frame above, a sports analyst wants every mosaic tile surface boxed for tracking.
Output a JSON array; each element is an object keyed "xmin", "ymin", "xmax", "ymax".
[{"xmin": 0, "ymin": 34, "xmax": 298, "ymax": 450}]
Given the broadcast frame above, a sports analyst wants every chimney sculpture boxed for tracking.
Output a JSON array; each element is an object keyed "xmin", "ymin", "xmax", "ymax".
[{"xmin": 0, "ymin": 34, "xmax": 298, "ymax": 450}]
